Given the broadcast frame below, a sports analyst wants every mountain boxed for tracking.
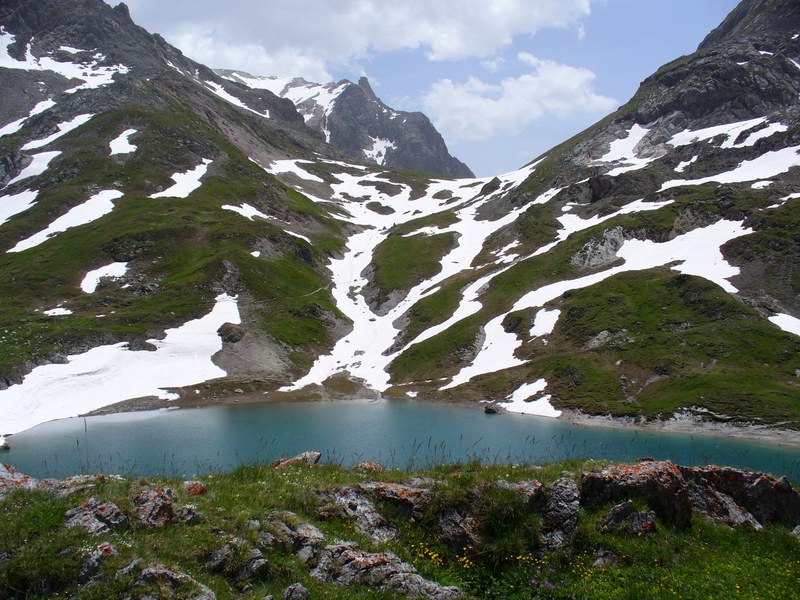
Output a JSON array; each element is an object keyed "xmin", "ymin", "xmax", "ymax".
[
  {"xmin": 0, "ymin": 0, "xmax": 799, "ymax": 443},
  {"xmin": 216, "ymin": 70, "xmax": 475, "ymax": 178}
]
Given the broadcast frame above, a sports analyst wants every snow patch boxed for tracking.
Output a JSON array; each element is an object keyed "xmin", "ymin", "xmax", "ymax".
[
  {"xmin": 595, "ymin": 124, "xmax": 661, "ymax": 176},
  {"xmin": 768, "ymin": 313, "xmax": 800, "ymax": 337},
  {"xmin": 150, "ymin": 159, "xmax": 212, "ymax": 198},
  {"xmin": 675, "ymin": 156, "xmax": 698, "ymax": 173},
  {"xmin": 4, "ymin": 150, "xmax": 60, "ymax": 187},
  {"xmin": 204, "ymin": 80, "xmax": 269, "ymax": 118},
  {"xmin": 8, "ymin": 189, "xmax": 123, "ymax": 253},
  {"xmin": 222, "ymin": 203, "xmax": 268, "ymax": 220},
  {"xmin": 501, "ymin": 379, "xmax": 560, "ymax": 417},
  {"xmin": 109, "ymin": 128, "xmax": 137, "ymax": 155},
  {"xmin": 43, "ymin": 306, "xmax": 72, "ymax": 316},
  {"xmin": 0, "ymin": 294, "xmax": 240, "ymax": 436},
  {"xmin": 667, "ymin": 117, "xmax": 786, "ymax": 150},
  {"xmin": 266, "ymin": 159, "xmax": 324, "ymax": 182},
  {"xmin": 364, "ymin": 137, "xmax": 396, "ymax": 166},
  {"xmin": 0, "ymin": 190, "xmax": 39, "ymax": 225},
  {"xmin": 21, "ymin": 113, "xmax": 94, "ymax": 150},
  {"xmin": 81, "ymin": 262, "xmax": 128, "ymax": 293},
  {"xmin": 530, "ymin": 308, "xmax": 561, "ymax": 337}
]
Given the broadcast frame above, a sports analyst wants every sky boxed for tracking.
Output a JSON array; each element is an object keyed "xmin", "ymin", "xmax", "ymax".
[{"xmin": 110, "ymin": 0, "xmax": 740, "ymax": 177}]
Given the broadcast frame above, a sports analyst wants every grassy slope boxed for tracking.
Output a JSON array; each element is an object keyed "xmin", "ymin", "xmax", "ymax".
[
  {"xmin": 0, "ymin": 460, "xmax": 797, "ymax": 599},
  {"xmin": 0, "ymin": 99, "xmax": 348, "ymax": 380}
]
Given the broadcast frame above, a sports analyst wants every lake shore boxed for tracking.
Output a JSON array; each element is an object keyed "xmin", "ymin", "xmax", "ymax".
[{"xmin": 68, "ymin": 384, "xmax": 800, "ymax": 451}]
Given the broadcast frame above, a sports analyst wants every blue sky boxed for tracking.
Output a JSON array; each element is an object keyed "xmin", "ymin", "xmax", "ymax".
[{"xmin": 115, "ymin": 0, "xmax": 739, "ymax": 176}]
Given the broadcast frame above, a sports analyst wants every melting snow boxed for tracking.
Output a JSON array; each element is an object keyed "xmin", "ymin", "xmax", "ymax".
[
  {"xmin": 0, "ymin": 294, "xmax": 240, "ymax": 437},
  {"xmin": 204, "ymin": 80, "xmax": 269, "ymax": 118},
  {"xmin": 596, "ymin": 124, "xmax": 661, "ymax": 176},
  {"xmin": 43, "ymin": 306, "xmax": 72, "ymax": 316},
  {"xmin": 769, "ymin": 313, "xmax": 800, "ymax": 337},
  {"xmin": 222, "ymin": 203, "xmax": 268, "ymax": 220},
  {"xmin": 675, "ymin": 156, "xmax": 698, "ymax": 173},
  {"xmin": 267, "ymin": 159, "xmax": 324, "ymax": 183},
  {"xmin": 364, "ymin": 137, "xmax": 396, "ymax": 166},
  {"xmin": 8, "ymin": 189, "xmax": 123, "ymax": 253},
  {"xmin": 0, "ymin": 99, "xmax": 56, "ymax": 138},
  {"xmin": 150, "ymin": 159, "xmax": 212, "ymax": 198},
  {"xmin": 667, "ymin": 117, "xmax": 786, "ymax": 149},
  {"xmin": 660, "ymin": 144, "xmax": 800, "ymax": 190},
  {"xmin": 4, "ymin": 150, "xmax": 61, "ymax": 187},
  {"xmin": 21, "ymin": 113, "xmax": 94, "ymax": 150},
  {"xmin": 501, "ymin": 379, "xmax": 560, "ymax": 417},
  {"xmin": 109, "ymin": 128, "xmax": 137, "ymax": 155},
  {"xmin": 80, "ymin": 262, "xmax": 128, "ymax": 293},
  {"xmin": 530, "ymin": 308, "xmax": 561, "ymax": 337},
  {"xmin": 250, "ymin": 250, "xmax": 261, "ymax": 258},
  {"xmin": 0, "ymin": 30, "xmax": 128, "ymax": 93},
  {"xmin": 0, "ymin": 190, "xmax": 39, "ymax": 225}
]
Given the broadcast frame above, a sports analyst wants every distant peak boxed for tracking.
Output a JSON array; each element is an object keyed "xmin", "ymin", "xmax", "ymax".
[{"xmin": 358, "ymin": 77, "xmax": 376, "ymax": 98}]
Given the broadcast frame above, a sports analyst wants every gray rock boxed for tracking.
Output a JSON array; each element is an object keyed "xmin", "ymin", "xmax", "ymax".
[
  {"xmin": 273, "ymin": 451, "xmax": 322, "ymax": 467},
  {"xmin": 65, "ymin": 497, "xmax": 127, "ymax": 534},
  {"xmin": 540, "ymin": 478, "xmax": 580, "ymax": 550},
  {"xmin": 792, "ymin": 525, "xmax": 800, "ymax": 539},
  {"xmin": 132, "ymin": 487, "xmax": 176, "ymax": 528},
  {"xmin": 494, "ymin": 479, "xmax": 543, "ymax": 506},
  {"xmin": 316, "ymin": 486, "xmax": 397, "ymax": 543},
  {"xmin": 78, "ymin": 542, "xmax": 115, "ymax": 583},
  {"xmin": 281, "ymin": 582, "xmax": 310, "ymax": 599},
  {"xmin": 436, "ymin": 507, "xmax": 482, "ymax": 551},
  {"xmin": 359, "ymin": 481, "xmax": 433, "ymax": 521},
  {"xmin": 685, "ymin": 480, "xmax": 762, "ymax": 530},
  {"xmin": 310, "ymin": 541, "xmax": 462, "ymax": 599},
  {"xmin": 136, "ymin": 563, "xmax": 216, "ymax": 600}
]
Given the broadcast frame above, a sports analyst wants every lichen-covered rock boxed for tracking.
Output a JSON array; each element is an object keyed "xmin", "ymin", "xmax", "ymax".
[
  {"xmin": 316, "ymin": 486, "xmax": 397, "ymax": 543},
  {"xmin": 540, "ymin": 478, "xmax": 580, "ymax": 550},
  {"xmin": 359, "ymin": 481, "xmax": 433, "ymax": 521},
  {"xmin": 436, "ymin": 507, "xmax": 482, "ymax": 550},
  {"xmin": 136, "ymin": 563, "xmax": 216, "ymax": 599},
  {"xmin": 184, "ymin": 480, "xmax": 207, "ymax": 496},
  {"xmin": 267, "ymin": 512, "xmax": 326, "ymax": 563},
  {"xmin": 310, "ymin": 541, "xmax": 462, "ymax": 599},
  {"xmin": 65, "ymin": 497, "xmax": 127, "ymax": 534},
  {"xmin": 273, "ymin": 451, "xmax": 322, "ymax": 468},
  {"xmin": 209, "ymin": 537, "xmax": 269, "ymax": 582},
  {"xmin": 282, "ymin": 582, "xmax": 310, "ymax": 599},
  {"xmin": 494, "ymin": 479, "xmax": 543, "ymax": 505},
  {"xmin": 78, "ymin": 542, "xmax": 115, "ymax": 583},
  {"xmin": 684, "ymin": 479, "xmax": 762, "ymax": 530},
  {"xmin": 679, "ymin": 466, "xmax": 800, "ymax": 527},
  {"xmin": 581, "ymin": 460, "xmax": 692, "ymax": 529},
  {"xmin": 599, "ymin": 500, "xmax": 658, "ymax": 537},
  {"xmin": 356, "ymin": 460, "xmax": 386, "ymax": 472},
  {"xmin": 132, "ymin": 487, "xmax": 175, "ymax": 528}
]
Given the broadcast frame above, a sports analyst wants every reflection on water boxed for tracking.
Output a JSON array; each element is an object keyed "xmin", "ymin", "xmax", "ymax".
[{"xmin": 6, "ymin": 399, "xmax": 800, "ymax": 480}]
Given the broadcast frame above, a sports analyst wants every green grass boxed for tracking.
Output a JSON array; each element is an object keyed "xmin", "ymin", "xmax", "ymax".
[{"xmin": 1, "ymin": 459, "xmax": 797, "ymax": 599}]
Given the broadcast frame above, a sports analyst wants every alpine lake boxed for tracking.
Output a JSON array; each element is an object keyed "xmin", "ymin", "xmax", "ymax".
[{"xmin": 5, "ymin": 399, "xmax": 800, "ymax": 480}]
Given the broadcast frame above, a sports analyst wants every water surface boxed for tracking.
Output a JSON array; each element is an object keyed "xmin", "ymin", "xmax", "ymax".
[{"xmin": 5, "ymin": 399, "xmax": 800, "ymax": 480}]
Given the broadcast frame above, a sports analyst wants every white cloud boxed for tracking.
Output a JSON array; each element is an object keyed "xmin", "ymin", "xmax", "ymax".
[
  {"xmin": 421, "ymin": 53, "xmax": 618, "ymax": 141},
  {"xmin": 120, "ymin": 0, "xmax": 594, "ymax": 80}
]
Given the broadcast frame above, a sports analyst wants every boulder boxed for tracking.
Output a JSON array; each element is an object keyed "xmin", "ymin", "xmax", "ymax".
[
  {"xmin": 282, "ymin": 582, "xmax": 310, "ymax": 599},
  {"xmin": 684, "ymin": 479, "xmax": 762, "ymax": 530},
  {"xmin": 359, "ymin": 481, "xmax": 433, "ymax": 521},
  {"xmin": 494, "ymin": 479, "xmax": 543, "ymax": 506},
  {"xmin": 540, "ymin": 478, "xmax": 580, "ymax": 550},
  {"xmin": 310, "ymin": 541, "xmax": 462, "ymax": 599},
  {"xmin": 599, "ymin": 500, "xmax": 657, "ymax": 537},
  {"xmin": 436, "ymin": 507, "xmax": 482, "ymax": 550},
  {"xmin": 355, "ymin": 461, "xmax": 386, "ymax": 472},
  {"xmin": 78, "ymin": 542, "xmax": 115, "ymax": 583},
  {"xmin": 273, "ymin": 451, "xmax": 322, "ymax": 468},
  {"xmin": 316, "ymin": 486, "xmax": 397, "ymax": 543},
  {"xmin": 209, "ymin": 537, "xmax": 269, "ymax": 582},
  {"xmin": 184, "ymin": 480, "xmax": 207, "ymax": 496},
  {"xmin": 132, "ymin": 487, "xmax": 175, "ymax": 528},
  {"xmin": 679, "ymin": 466, "xmax": 800, "ymax": 527},
  {"xmin": 581, "ymin": 460, "xmax": 692, "ymax": 529},
  {"xmin": 136, "ymin": 563, "xmax": 216, "ymax": 600},
  {"xmin": 65, "ymin": 497, "xmax": 127, "ymax": 534}
]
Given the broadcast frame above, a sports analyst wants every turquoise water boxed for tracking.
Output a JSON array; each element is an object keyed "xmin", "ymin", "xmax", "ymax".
[{"xmin": 5, "ymin": 399, "xmax": 800, "ymax": 479}]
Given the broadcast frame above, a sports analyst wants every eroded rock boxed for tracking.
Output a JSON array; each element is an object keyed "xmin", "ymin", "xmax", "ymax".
[
  {"xmin": 359, "ymin": 481, "xmax": 433, "ymax": 521},
  {"xmin": 132, "ymin": 487, "xmax": 175, "ymax": 528},
  {"xmin": 316, "ymin": 486, "xmax": 397, "ymax": 543},
  {"xmin": 136, "ymin": 563, "xmax": 216, "ymax": 599},
  {"xmin": 540, "ymin": 478, "xmax": 580, "ymax": 550},
  {"xmin": 65, "ymin": 497, "xmax": 127, "ymax": 534}
]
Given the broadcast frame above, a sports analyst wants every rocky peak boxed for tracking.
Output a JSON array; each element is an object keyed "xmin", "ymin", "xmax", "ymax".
[{"xmin": 698, "ymin": 0, "xmax": 800, "ymax": 50}]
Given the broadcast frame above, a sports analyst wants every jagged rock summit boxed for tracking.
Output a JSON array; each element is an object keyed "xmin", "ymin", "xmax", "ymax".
[{"xmin": 218, "ymin": 70, "xmax": 474, "ymax": 178}]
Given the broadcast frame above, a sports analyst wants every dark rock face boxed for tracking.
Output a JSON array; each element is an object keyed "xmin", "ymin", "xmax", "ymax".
[
  {"xmin": 679, "ymin": 465, "xmax": 800, "ymax": 528},
  {"xmin": 540, "ymin": 478, "xmax": 580, "ymax": 550},
  {"xmin": 325, "ymin": 77, "xmax": 474, "ymax": 178},
  {"xmin": 65, "ymin": 497, "xmax": 127, "ymax": 534},
  {"xmin": 581, "ymin": 460, "xmax": 693, "ymax": 529}
]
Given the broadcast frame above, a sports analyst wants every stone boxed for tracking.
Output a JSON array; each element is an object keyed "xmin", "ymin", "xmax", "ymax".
[
  {"xmin": 685, "ymin": 480, "xmax": 762, "ymax": 530},
  {"xmin": 78, "ymin": 542, "xmax": 115, "ymax": 583},
  {"xmin": 0, "ymin": 463, "xmax": 39, "ymax": 499},
  {"xmin": 494, "ymin": 479, "xmax": 543, "ymax": 506},
  {"xmin": 132, "ymin": 487, "xmax": 175, "ymax": 528},
  {"xmin": 679, "ymin": 466, "xmax": 800, "ymax": 527},
  {"xmin": 310, "ymin": 541, "xmax": 462, "ymax": 599},
  {"xmin": 436, "ymin": 507, "xmax": 482, "ymax": 550},
  {"xmin": 184, "ymin": 480, "xmax": 207, "ymax": 496},
  {"xmin": 176, "ymin": 505, "xmax": 203, "ymax": 525},
  {"xmin": 316, "ymin": 486, "xmax": 397, "ymax": 543},
  {"xmin": 792, "ymin": 525, "xmax": 800, "ymax": 539},
  {"xmin": 136, "ymin": 563, "xmax": 216, "ymax": 600},
  {"xmin": 540, "ymin": 478, "xmax": 580, "ymax": 550},
  {"xmin": 65, "ymin": 497, "xmax": 127, "ymax": 534},
  {"xmin": 273, "ymin": 451, "xmax": 322, "ymax": 468},
  {"xmin": 267, "ymin": 512, "xmax": 325, "ymax": 563},
  {"xmin": 359, "ymin": 481, "xmax": 433, "ymax": 521},
  {"xmin": 355, "ymin": 460, "xmax": 386, "ymax": 472},
  {"xmin": 281, "ymin": 582, "xmax": 310, "ymax": 599},
  {"xmin": 581, "ymin": 460, "xmax": 692, "ymax": 529}
]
